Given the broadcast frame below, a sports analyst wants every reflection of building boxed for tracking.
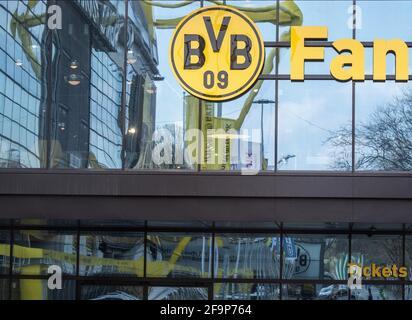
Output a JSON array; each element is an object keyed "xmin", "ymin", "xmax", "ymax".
[{"xmin": 0, "ymin": 0, "xmax": 412, "ymax": 302}]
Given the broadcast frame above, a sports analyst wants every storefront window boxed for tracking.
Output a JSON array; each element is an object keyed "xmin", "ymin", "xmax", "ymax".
[
  {"xmin": 12, "ymin": 279, "xmax": 75, "ymax": 300},
  {"xmin": 278, "ymin": 81, "xmax": 353, "ymax": 171},
  {"xmin": 12, "ymin": 230, "xmax": 77, "ymax": 275},
  {"xmin": 351, "ymin": 285, "xmax": 403, "ymax": 300},
  {"xmin": 214, "ymin": 283, "xmax": 279, "ymax": 300},
  {"xmin": 215, "ymin": 234, "xmax": 280, "ymax": 279},
  {"xmin": 0, "ymin": 1, "xmax": 47, "ymax": 168}
]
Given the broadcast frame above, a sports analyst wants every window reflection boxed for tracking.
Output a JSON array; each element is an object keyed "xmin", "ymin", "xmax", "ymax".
[
  {"xmin": 357, "ymin": 0, "xmax": 412, "ymax": 40},
  {"xmin": 280, "ymin": 0, "xmax": 352, "ymax": 41},
  {"xmin": 351, "ymin": 285, "xmax": 402, "ymax": 300},
  {"xmin": 79, "ymin": 232, "xmax": 144, "ymax": 277},
  {"xmin": 81, "ymin": 285, "xmax": 143, "ymax": 300},
  {"xmin": 146, "ymin": 233, "xmax": 212, "ymax": 278},
  {"xmin": 12, "ymin": 230, "xmax": 77, "ymax": 275},
  {"xmin": 215, "ymin": 234, "xmax": 280, "ymax": 279},
  {"xmin": 351, "ymin": 235, "xmax": 403, "ymax": 280},
  {"xmin": 50, "ymin": 0, "xmax": 126, "ymax": 169},
  {"xmin": 283, "ymin": 283, "xmax": 349, "ymax": 300},
  {"xmin": 12, "ymin": 279, "xmax": 75, "ymax": 300},
  {"xmin": 282, "ymin": 234, "xmax": 349, "ymax": 280},
  {"xmin": 214, "ymin": 283, "xmax": 279, "ymax": 300},
  {"xmin": 149, "ymin": 286, "xmax": 208, "ymax": 300}
]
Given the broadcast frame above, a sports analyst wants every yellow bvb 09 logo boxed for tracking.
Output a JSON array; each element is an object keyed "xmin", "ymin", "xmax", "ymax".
[{"xmin": 169, "ymin": 5, "xmax": 265, "ymax": 102}]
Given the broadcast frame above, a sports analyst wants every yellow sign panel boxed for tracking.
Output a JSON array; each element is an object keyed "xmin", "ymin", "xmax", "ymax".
[{"xmin": 169, "ymin": 5, "xmax": 265, "ymax": 102}]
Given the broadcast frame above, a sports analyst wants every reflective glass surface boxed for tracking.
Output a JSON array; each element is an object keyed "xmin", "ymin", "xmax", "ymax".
[
  {"xmin": 282, "ymin": 234, "xmax": 349, "ymax": 280},
  {"xmin": 215, "ymin": 234, "xmax": 280, "ymax": 279},
  {"xmin": 278, "ymin": 81, "xmax": 352, "ymax": 171},
  {"xmin": 149, "ymin": 286, "xmax": 208, "ymax": 300},
  {"xmin": 11, "ymin": 279, "xmax": 75, "ymax": 300},
  {"xmin": 81, "ymin": 284, "xmax": 143, "ymax": 300},
  {"xmin": 0, "ymin": 1, "xmax": 47, "ymax": 168},
  {"xmin": 12, "ymin": 230, "xmax": 76, "ymax": 275},
  {"xmin": 0, "ymin": 220, "xmax": 406, "ymax": 300},
  {"xmin": 79, "ymin": 231, "xmax": 144, "ymax": 277},
  {"xmin": 0, "ymin": 0, "xmax": 410, "ymax": 172}
]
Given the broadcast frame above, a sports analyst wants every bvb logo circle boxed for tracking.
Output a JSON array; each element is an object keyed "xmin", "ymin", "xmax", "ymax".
[{"xmin": 169, "ymin": 5, "xmax": 265, "ymax": 102}]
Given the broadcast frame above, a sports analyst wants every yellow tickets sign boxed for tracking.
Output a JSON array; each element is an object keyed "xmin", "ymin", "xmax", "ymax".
[{"xmin": 169, "ymin": 5, "xmax": 265, "ymax": 102}]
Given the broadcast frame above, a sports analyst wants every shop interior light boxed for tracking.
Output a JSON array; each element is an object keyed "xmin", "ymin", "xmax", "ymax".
[
  {"xmin": 65, "ymin": 74, "xmax": 82, "ymax": 86},
  {"xmin": 153, "ymin": 74, "xmax": 165, "ymax": 81},
  {"xmin": 128, "ymin": 127, "xmax": 136, "ymax": 134}
]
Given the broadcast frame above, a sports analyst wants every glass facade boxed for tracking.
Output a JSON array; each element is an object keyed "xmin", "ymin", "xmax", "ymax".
[
  {"xmin": 1, "ymin": 0, "xmax": 411, "ymax": 172},
  {"xmin": 0, "ymin": 220, "xmax": 407, "ymax": 300}
]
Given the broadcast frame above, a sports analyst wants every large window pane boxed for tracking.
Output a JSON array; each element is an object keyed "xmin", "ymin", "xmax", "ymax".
[
  {"xmin": 355, "ymin": 82, "xmax": 412, "ymax": 171},
  {"xmin": 351, "ymin": 235, "xmax": 403, "ymax": 280},
  {"xmin": 282, "ymin": 234, "xmax": 349, "ymax": 280},
  {"xmin": 215, "ymin": 234, "xmax": 280, "ymax": 279},
  {"xmin": 149, "ymin": 286, "xmax": 208, "ymax": 300},
  {"xmin": 79, "ymin": 232, "xmax": 144, "ymax": 277},
  {"xmin": 0, "ymin": 230, "xmax": 10, "ymax": 274},
  {"xmin": 198, "ymin": 81, "xmax": 275, "ymax": 171},
  {"xmin": 13, "ymin": 230, "xmax": 76, "ymax": 275},
  {"xmin": 125, "ymin": 0, "xmax": 200, "ymax": 170},
  {"xmin": 404, "ymin": 236, "xmax": 412, "ymax": 283},
  {"xmin": 282, "ymin": 283, "xmax": 349, "ymax": 300},
  {"xmin": 0, "ymin": 1, "xmax": 47, "ymax": 168},
  {"xmin": 278, "ymin": 81, "xmax": 352, "ymax": 171},
  {"xmin": 146, "ymin": 233, "xmax": 212, "ymax": 278},
  {"xmin": 225, "ymin": 1, "xmax": 277, "ymax": 41}
]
